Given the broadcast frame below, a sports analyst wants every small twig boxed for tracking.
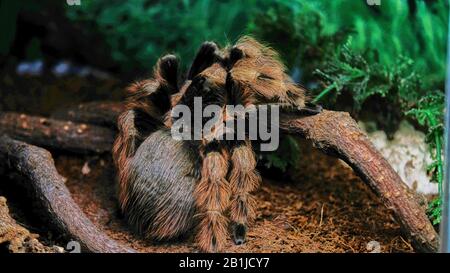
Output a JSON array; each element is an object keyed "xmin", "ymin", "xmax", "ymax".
[
  {"xmin": 319, "ymin": 203, "xmax": 325, "ymax": 227},
  {"xmin": 399, "ymin": 236, "xmax": 414, "ymax": 251}
]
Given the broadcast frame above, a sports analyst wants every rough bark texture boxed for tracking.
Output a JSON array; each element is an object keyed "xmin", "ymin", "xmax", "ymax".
[
  {"xmin": 279, "ymin": 111, "xmax": 439, "ymax": 253},
  {"xmin": 0, "ymin": 135, "xmax": 135, "ymax": 253},
  {"xmin": 51, "ymin": 101, "xmax": 125, "ymax": 128},
  {"xmin": 53, "ymin": 102, "xmax": 439, "ymax": 252},
  {"xmin": 0, "ymin": 112, "xmax": 115, "ymax": 154},
  {"xmin": 0, "ymin": 102, "xmax": 439, "ymax": 253}
]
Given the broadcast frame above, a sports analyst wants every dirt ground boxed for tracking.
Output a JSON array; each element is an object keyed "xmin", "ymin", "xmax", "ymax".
[{"xmin": 44, "ymin": 140, "xmax": 415, "ymax": 253}]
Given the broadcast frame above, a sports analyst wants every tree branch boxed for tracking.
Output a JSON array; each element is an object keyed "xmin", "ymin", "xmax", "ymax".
[
  {"xmin": 51, "ymin": 101, "xmax": 124, "ymax": 128},
  {"xmin": 0, "ymin": 135, "xmax": 135, "ymax": 253},
  {"xmin": 3, "ymin": 102, "xmax": 439, "ymax": 252},
  {"xmin": 280, "ymin": 111, "xmax": 438, "ymax": 253},
  {"xmin": 0, "ymin": 112, "xmax": 115, "ymax": 154}
]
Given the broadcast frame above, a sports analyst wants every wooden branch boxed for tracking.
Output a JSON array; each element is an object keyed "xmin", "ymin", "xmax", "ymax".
[
  {"xmin": 51, "ymin": 101, "xmax": 125, "ymax": 128},
  {"xmin": 0, "ymin": 112, "xmax": 115, "ymax": 154},
  {"xmin": 280, "ymin": 110, "xmax": 438, "ymax": 253},
  {"xmin": 0, "ymin": 135, "xmax": 136, "ymax": 253},
  {"xmin": 2, "ymin": 102, "xmax": 439, "ymax": 252},
  {"xmin": 55, "ymin": 102, "xmax": 440, "ymax": 252}
]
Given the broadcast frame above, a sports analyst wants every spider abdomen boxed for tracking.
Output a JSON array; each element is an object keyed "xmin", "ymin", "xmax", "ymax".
[{"xmin": 120, "ymin": 129, "xmax": 198, "ymax": 241}]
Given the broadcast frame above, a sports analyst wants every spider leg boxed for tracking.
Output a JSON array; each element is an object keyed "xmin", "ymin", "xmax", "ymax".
[
  {"xmin": 227, "ymin": 46, "xmax": 244, "ymax": 69},
  {"xmin": 229, "ymin": 36, "xmax": 318, "ymax": 112},
  {"xmin": 295, "ymin": 102, "xmax": 323, "ymax": 115},
  {"xmin": 187, "ymin": 41, "xmax": 222, "ymax": 80},
  {"xmin": 158, "ymin": 54, "xmax": 180, "ymax": 91},
  {"xmin": 224, "ymin": 48, "xmax": 262, "ymax": 246},
  {"xmin": 227, "ymin": 140, "xmax": 261, "ymax": 245},
  {"xmin": 195, "ymin": 140, "xmax": 231, "ymax": 252},
  {"xmin": 113, "ymin": 54, "xmax": 180, "ymax": 206},
  {"xmin": 176, "ymin": 64, "xmax": 233, "ymax": 252}
]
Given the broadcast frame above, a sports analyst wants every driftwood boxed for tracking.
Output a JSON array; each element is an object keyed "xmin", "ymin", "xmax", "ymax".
[
  {"xmin": 0, "ymin": 102, "xmax": 439, "ymax": 252},
  {"xmin": 0, "ymin": 112, "xmax": 115, "ymax": 154},
  {"xmin": 51, "ymin": 101, "xmax": 125, "ymax": 128},
  {"xmin": 49, "ymin": 101, "xmax": 438, "ymax": 252},
  {"xmin": 280, "ymin": 111, "xmax": 438, "ymax": 253},
  {"xmin": 0, "ymin": 135, "xmax": 135, "ymax": 253}
]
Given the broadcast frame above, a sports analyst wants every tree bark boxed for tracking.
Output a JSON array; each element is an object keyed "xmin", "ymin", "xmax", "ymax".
[
  {"xmin": 0, "ymin": 112, "xmax": 115, "ymax": 154},
  {"xmin": 1, "ymin": 102, "xmax": 439, "ymax": 252},
  {"xmin": 279, "ymin": 111, "xmax": 438, "ymax": 253},
  {"xmin": 0, "ymin": 135, "xmax": 135, "ymax": 253},
  {"xmin": 51, "ymin": 101, "xmax": 124, "ymax": 128}
]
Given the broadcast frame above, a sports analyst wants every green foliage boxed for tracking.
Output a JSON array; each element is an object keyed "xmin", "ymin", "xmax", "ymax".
[
  {"xmin": 262, "ymin": 135, "xmax": 301, "ymax": 172},
  {"xmin": 0, "ymin": 1, "xmax": 20, "ymax": 56},
  {"xmin": 0, "ymin": 0, "xmax": 57, "ymax": 56},
  {"xmin": 316, "ymin": 0, "xmax": 447, "ymax": 85},
  {"xmin": 248, "ymin": 0, "xmax": 349, "ymax": 79},
  {"xmin": 427, "ymin": 198, "xmax": 442, "ymax": 225},
  {"xmin": 407, "ymin": 93, "xmax": 445, "ymax": 225},
  {"xmin": 313, "ymin": 40, "xmax": 426, "ymax": 110},
  {"xmin": 250, "ymin": 0, "xmax": 447, "ymax": 86},
  {"xmin": 66, "ymin": 0, "xmax": 258, "ymax": 72}
]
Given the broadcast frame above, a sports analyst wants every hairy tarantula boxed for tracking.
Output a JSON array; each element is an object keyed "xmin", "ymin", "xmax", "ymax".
[{"xmin": 113, "ymin": 36, "xmax": 321, "ymax": 252}]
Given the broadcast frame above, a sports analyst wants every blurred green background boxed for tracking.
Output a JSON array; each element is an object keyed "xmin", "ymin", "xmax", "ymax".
[
  {"xmin": 0, "ymin": 0, "xmax": 448, "ymax": 223},
  {"xmin": 1, "ymin": 1, "xmax": 447, "ymax": 82}
]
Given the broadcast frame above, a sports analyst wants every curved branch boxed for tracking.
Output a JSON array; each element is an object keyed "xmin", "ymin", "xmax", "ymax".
[
  {"xmin": 51, "ymin": 101, "xmax": 125, "ymax": 128},
  {"xmin": 0, "ymin": 112, "xmax": 115, "ymax": 154},
  {"xmin": 0, "ymin": 135, "xmax": 136, "ymax": 253},
  {"xmin": 11, "ymin": 102, "xmax": 440, "ymax": 252},
  {"xmin": 280, "ymin": 110, "xmax": 438, "ymax": 253}
]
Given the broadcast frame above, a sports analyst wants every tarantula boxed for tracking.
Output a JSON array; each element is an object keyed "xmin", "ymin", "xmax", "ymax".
[{"xmin": 113, "ymin": 36, "xmax": 321, "ymax": 252}]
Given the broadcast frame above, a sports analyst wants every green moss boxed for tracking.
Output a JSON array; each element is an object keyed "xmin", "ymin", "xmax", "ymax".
[{"xmin": 66, "ymin": 0, "xmax": 259, "ymax": 72}]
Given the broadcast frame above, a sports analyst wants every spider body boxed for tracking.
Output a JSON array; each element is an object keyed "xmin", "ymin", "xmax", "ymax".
[
  {"xmin": 113, "ymin": 37, "xmax": 321, "ymax": 252},
  {"xmin": 123, "ymin": 128, "xmax": 199, "ymax": 240}
]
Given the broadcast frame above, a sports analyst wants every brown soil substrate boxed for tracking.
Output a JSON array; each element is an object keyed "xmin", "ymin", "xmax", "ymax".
[{"xmin": 50, "ymin": 140, "xmax": 415, "ymax": 253}]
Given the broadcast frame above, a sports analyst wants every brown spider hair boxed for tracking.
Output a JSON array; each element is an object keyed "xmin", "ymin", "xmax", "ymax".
[
  {"xmin": 228, "ymin": 36, "xmax": 308, "ymax": 108},
  {"xmin": 113, "ymin": 36, "xmax": 320, "ymax": 252}
]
